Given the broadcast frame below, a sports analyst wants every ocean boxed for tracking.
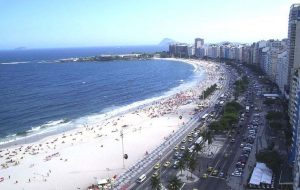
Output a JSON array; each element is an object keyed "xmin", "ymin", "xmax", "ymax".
[{"xmin": 0, "ymin": 46, "xmax": 204, "ymax": 145}]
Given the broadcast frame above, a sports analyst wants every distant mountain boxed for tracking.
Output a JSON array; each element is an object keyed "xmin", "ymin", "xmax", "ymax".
[
  {"xmin": 158, "ymin": 38, "xmax": 177, "ymax": 46},
  {"xmin": 14, "ymin": 47, "xmax": 27, "ymax": 50}
]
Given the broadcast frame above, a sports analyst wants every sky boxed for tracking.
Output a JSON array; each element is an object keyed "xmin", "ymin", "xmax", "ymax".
[{"xmin": 0, "ymin": 0, "xmax": 299, "ymax": 49}]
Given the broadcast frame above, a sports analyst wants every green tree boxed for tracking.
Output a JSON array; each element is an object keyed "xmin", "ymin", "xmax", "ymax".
[
  {"xmin": 182, "ymin": 149, "xmax": 191, "ymax": 163},
  {"xmin": 178, "ymin": 159, "xmax": 185, "ymax": 176},
  {"xmin": 256, "ymin": 150, "xmax": 282, "ymax": 172},
  {"xmin": 269, "ymin": 122, "xmax": 282, "ymax": 130},
  {"xmin": 263, "ymin": 99, "xmax": 275, "ymax": 106},
  {"xmin": 188, "ymin": 156, "xmax": 197, "ymax": 179},
  {"xmin": 150, "ymin": 176, "xmax": 161, "ymax": 190},
  {"xmin": 168, "ymin": 176, "xmax": 182, "ymax": 190},
  {"xmin": 194, "ymin": 142, "xmax": 204, "ymax": 156},
  {"xmin": 202, "ymin": 130, "xmax": 214, "ymax": 145},
  {"xmin": 266, "ymin": 111, "xmax": 283, "ymax": 120}
]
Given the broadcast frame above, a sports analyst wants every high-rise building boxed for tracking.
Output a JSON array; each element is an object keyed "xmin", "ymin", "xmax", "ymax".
[
  {"xmin": 288, "ymin": 3, "xmax": 300, "ymax": 144},
  {"xmin": 277, "ymin": 51, "xmax": 288, "ymax": 94},
  {"xmin": 287, "ymin": 4, "xmax": 300, "ymax": 91},
  {"xmin": 194, "ymin": 38, "xmax": 204, "ymax": 58},
  {"xmin": 194, "ymin": 38, "xmax": 204, "ymax": 49},
  {"xmin": 169, "ymin": 43, "xmax": 190, "ymax": 58},
  {"xmin": 286, "ymin": 4, "xmax": 300, "ymax": 190}
]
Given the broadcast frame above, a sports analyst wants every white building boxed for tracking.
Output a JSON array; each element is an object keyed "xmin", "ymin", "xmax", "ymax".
[{"xmin": 277, "ymin": 51, "xmax": 288, "ymax": 94}]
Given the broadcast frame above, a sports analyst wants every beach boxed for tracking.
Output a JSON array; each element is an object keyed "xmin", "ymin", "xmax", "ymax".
[{"xmin": 0, "ymin": 58, "xmax": 223, "ymax": 190}]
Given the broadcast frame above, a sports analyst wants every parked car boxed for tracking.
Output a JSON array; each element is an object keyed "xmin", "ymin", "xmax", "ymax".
[
  {"xmin": 212, "ymin": 170, "xmax": 218, "ymax": 176},
  {"xmin": 173, "ymin": 161, "xmax": 179, "ymax": 169},
  {"xmin": 219, "ymin": 172, "xmax": 224, "ymax": 178},
  {"xmin": 164, "ymin": 161, "xmax": 171, "ymax": 167},
  {"xmin": 153, "ymin": 163, "xmax": 160, "ymax": 170},
  {"xmin": 152, "ymin": 172, "xmax": 159, "ymax": 178},
  {"xmin": 207, "ymin": 166, "xmax": 213, "ymax": 172},
  {"xmin": 202, "ymin": 173, "xmax": 208, "ymax": 179}
]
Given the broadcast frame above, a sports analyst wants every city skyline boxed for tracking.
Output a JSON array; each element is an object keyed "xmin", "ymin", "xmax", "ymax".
[{"xmin": 0, "ymin": 0, "xmax": 299, "ymax": 50}]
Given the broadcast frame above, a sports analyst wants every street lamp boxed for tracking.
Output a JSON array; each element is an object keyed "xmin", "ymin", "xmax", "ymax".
[{"xmin": 120, "ymin": 130, "xmax": 125, "ymax": 169}]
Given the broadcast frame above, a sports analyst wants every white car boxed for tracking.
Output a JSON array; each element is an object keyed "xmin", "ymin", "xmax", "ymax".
[
  {"xmin": 232, "ymin": 171, "xmax": 242, "ymax": 177},
  {"xmin": 180, "ymin": 146, "xmax": 186, "ymax": 150}
]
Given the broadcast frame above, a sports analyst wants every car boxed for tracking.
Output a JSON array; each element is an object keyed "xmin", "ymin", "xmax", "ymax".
[
  {"xmin": 153, "ymin": 163, "xmax": 160, "ymax": 170},
  {"xmin": 237, "ymin": 162, "xmax": 245, "ymax": 168},
  {"xmin": 180, "ymin": 146, "xmax": 186, "ymax": 150},
  {"xmin": 243, "ymin": 147, "xmax": 252, "ymax": 151},
  {"xmin": 219, "ymin": 172, "xmax": 224, "ymax": 178},
  {"xmin": 187, "ymin": 133, "xmax": 192, "ymax": 137},
  {"xmin": 174, "ymin": 146, "xmax": 179, "ymax": 150},
  {"xmin": 232, "ymin": 171, "xmax": 242, "ymax": 177},
  {"xmin": 240, "ymin": 143, "xmax": 244, "ymax": 148},
  {"xmin": 173, "ymin": 161, "xmax": 179, "ymax": 169},
  {"xmin": 236, "ymin": 161, "xmax": 245, "ymax": 167},
  {"xmin": 164, "ymin": 161, "xmax": 171, "ymax": 167},
  {"xmin": 137, "ymin": 174, "xmax": 146, "ymax": 183},
  {"xmin": 231, "ymin": 139, "xmax": 236, "ymax": 143},
  {"xmin": 152, "ymin": 172, "xmax": 159, "ymax": 178},
  {"xmin": 188, "ymin": 138, "xmax": 193, "ymax": 142},
  {"xmin": 212, "ymin": 170, "xmax": 218, "ymax": 176},
  {"xmin": 173, "ymin": 151, "xmax": 179, "ymax": 158},
  {"xmin": 202, "ymin": 173, "xmax": 208, "ymax": 179},
  {"xmin": 181, "ymin": 139, "xmax": 186, "ymax": 143},
  {"xmin": 224, "ymin": 153, "xmax": 229, "ymax": 158},
  {"xmin": 207, "ymin": 166, "xmax": 213, "ymax": 172},
  {"xmin": 245, "ymin": 143, "xmax": 253, "ymax": 147},
  {"xmin": 235, "ymin": 167, "xmax": 243, "ymax": 172}
]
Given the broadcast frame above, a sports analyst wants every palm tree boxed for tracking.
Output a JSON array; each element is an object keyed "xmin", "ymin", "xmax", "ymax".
[
  {"xmin": 194, "ymin": 142, "xmax": 204, "ymax": 156},
  {"xmin": 188, "ymin": 156, "xmax": 197, "ymax": 179},
  {"xmin": 178, "ymin": 159, "xmax": 185, "ymax": 176},
  {"xmin": 182, "ymin": 149, "xmax": 191, "ymax": 162},
  {"xmin": 168, "ymin": 176, "xmax": 182, "ymax": 190},
  {"xmin": 202, "ymin": 130, "xmax": 214, "ymax": 145},
  {"xmin": 150, "ymin": 176, "xmax": 160, "ymax": 190}
]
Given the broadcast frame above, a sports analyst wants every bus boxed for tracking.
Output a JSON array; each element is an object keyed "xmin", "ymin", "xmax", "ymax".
[
  {"xmin": 188, "ymin": 145, "xmax": 195, "ymax": 153},
  {"xmin": 195, "ymin": 136, "xmax": 204, "ymax": 145}
]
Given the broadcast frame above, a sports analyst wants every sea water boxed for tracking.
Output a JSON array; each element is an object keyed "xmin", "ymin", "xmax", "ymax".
[{"xmin": 0, "ymin": 46, "xmax": 204, "ymax": 145}]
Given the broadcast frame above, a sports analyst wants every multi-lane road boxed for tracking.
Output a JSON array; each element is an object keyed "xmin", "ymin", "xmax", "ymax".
[
  {"xmin": 121, "ymin": 60, "xmax": 274, "ymax": 190},
  {"xmin": 128, "ymin": 63, "xmax": 234, "ymax": 190}
]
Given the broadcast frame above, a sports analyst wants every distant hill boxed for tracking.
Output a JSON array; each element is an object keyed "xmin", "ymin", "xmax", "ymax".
[
  {"xmin": 158, "ymin": 38, "xmax": 177, "ymax": 46},
  {"xmin": 14, "ymin": 47, "xmax": 27, "ymax": 50}
]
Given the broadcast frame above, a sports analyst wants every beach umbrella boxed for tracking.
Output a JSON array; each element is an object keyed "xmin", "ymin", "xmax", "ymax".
[
  {"xmin": 179, "ymin": 115, "xmax": 182, "ymax": 119},
  {"xmin": 123, "ymin": 154, "xmax": 128, "ymax": 159}
]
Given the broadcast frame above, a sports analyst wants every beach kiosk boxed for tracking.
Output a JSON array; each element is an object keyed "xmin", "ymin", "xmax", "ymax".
[{"xmin": 97, "ymin": 178, "xmax": 112, "ymax": 189}]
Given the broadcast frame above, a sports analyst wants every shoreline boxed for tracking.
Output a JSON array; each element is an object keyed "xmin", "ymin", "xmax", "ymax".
[
  {"xmin": 0, "ymin": 58, "xmax": 221, "ymax": 190},
  {"xmin": 0, "ymin": 58, "xmax": 202, "ymax": 148}
]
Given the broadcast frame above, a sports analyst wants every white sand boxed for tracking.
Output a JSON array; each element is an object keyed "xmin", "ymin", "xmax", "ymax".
[{"xmin": 0, "ymin": 59, "xmax": 223, "ymax": 190}]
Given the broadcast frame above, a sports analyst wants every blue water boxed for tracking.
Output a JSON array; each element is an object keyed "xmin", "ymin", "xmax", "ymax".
[{"xmin": 0, "ymin": 46, "xmax": 200, "ymax": 143}]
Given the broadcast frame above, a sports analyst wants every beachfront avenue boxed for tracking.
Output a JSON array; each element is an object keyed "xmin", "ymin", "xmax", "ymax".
[{"xmin": 114, "ymin": 59, "xmax": 232, "ymax": 190}]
